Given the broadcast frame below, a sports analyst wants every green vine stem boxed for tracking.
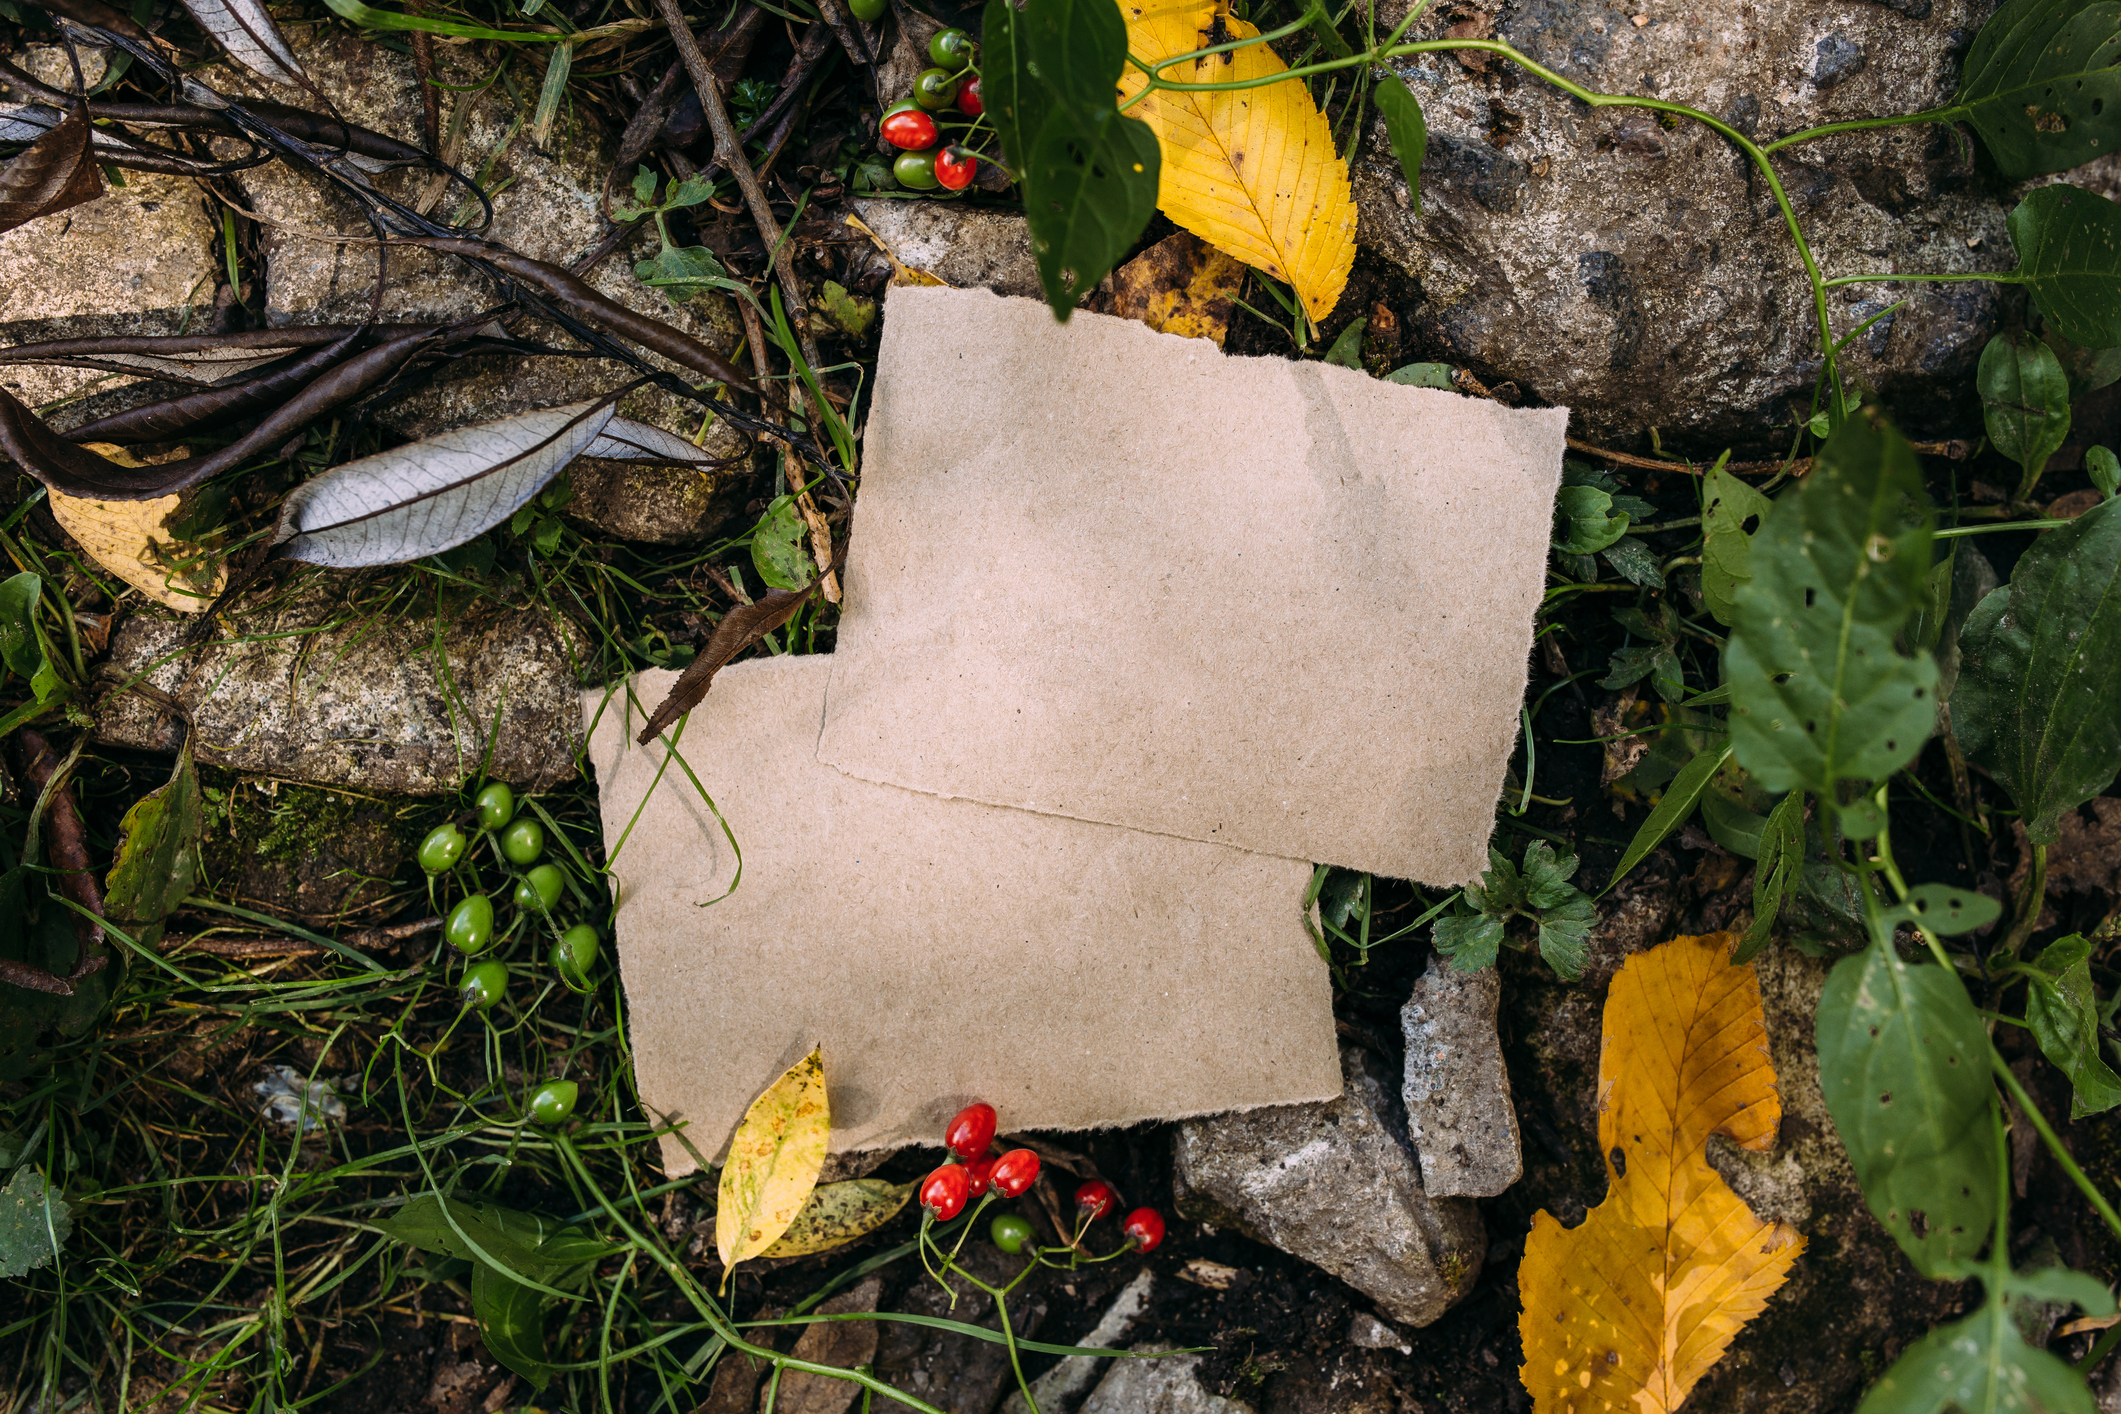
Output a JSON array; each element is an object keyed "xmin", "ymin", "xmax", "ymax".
[
  {"xmin": 1991, "ymin": 1054, "xmax": 2121, "ymax": 1244},
  {"xmin": 2004, "ymin": 842, "xmax": 2049, "ymax": 960}
]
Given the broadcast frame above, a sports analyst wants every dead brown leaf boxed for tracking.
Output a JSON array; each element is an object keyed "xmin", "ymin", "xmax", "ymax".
[
  {"xmin": 48, "ymin": 445, "xmax": 225, "ymax": 612},
  {"xmin": 1106, "ymin": 230, "xmax": 1248, "ymax": 347},
  {"xmin": 0, "ymin": 107, "xmax": 104, "ymax": 235}
]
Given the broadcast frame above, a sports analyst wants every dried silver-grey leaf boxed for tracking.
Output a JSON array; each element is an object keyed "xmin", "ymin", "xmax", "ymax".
[{"xmin": 177, "ymin": 0, "xmax": 306, "ymax": 86}]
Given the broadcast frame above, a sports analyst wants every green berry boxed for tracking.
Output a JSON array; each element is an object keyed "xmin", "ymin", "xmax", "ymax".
[
  {"xmin": 989, "ymin": 1213, "xmax": 1035, "ymax": 1254},
  {"xmin": 515, "ymin": 863, "xmax": 566, "ymax": 912},
  {"xmin": 848, "ymin": 0, "xmax": 885, "ymax": 19},
  {"xmin": 475, "ymin": 782, "xmax": 515, "ymax": 831},
  {"xmin": 500, "ymin": 818, "xmax": 546, "ymax": 867},
  {"xmin": 912, "ymin": 67, "xmax": 958, "ymax": 112},
  {"xmin": 894, "ymin": 148, "xmax": 941, "ymax": 189},
  {"xmin": 418, "ymin": 823, "xmax": 467, "ymax": 874},
  {"xmin": 553, "ymin": 924, "xmax": 602, "ymax": 988},
  {"xmin": 445, "ymin": 894, "xmax": 495, "ymax": 954},
  {"xmin": 928, "ymin": 28, "xmax": 974, "ymax": 70},
  {"xmin": 529, "ymin": 1079, "xmax": 578, "ymax": 1126},
  {"xmin": 460, "ymin": 960, "xmax": 509, "ymax": 1010}
]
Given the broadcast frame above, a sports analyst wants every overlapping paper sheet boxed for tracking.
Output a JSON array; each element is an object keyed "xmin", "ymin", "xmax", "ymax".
[
  {"xmin": 585, "ymin": 659, "xmax": 1338, "ymax": 1172},
  {"xmin": 817, "ymin": 287, "xmax": 1570, "ymax": 885}
]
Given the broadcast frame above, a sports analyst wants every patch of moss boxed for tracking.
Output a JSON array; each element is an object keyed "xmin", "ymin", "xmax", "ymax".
[{"xmin": 200, "ymin": 769, "xmax": 429, "ymax": 924}]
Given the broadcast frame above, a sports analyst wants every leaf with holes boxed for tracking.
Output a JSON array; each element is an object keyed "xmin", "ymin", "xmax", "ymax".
[
  {"xmin": 1953, "ymin": 496, "xmax": 2121, "ymax": 844},
  {"xmin": 1857, "ymin": 1278, "xmax": 2099, "ymax": 1413},
  {"xmin": 2009, "ymin": 183, "xmax": 2121, "ymax": 350},
  {"xmin": 1519, "ymin": 933, "xmax": 1803, "ymax": 1413},
  {"xmin": 1702, "ymin": 460, "xmax": 1774, "ymax": 627},
  {"xmin": 1952, "ymin": 0, "xmax": 2121, "ymax": 179},
  {"xmin": 1723, "ymin": 413, "xmax": 1939, "ymax": 798},
  {"xmin": 1816, "ymin": 922, "xmax": 1997, "ymax": 1278},
  {"xmin": 2018, "ymin": 934, "xmax": 2121, "ymax": 1118},
  {"xmin": 0, "ymin": 1164, "xmax": 70, "ymax": 1279},
  {"xmin": 716, "ymin": 1047, "xmax": 829, "ymax": 1287}
]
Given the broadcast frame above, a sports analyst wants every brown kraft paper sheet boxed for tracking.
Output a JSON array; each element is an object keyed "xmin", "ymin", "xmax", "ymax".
[
  {"xmin": 816, "ymin": 286, "xmax": 1570, "ymax": 885},
  {"xmin": 584, "ymin": 657, "xmax": 1339, "ymax": 1174}
]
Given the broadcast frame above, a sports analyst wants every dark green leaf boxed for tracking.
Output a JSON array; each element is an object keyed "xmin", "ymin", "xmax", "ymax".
[
  {"xmin": 1856, "ymin": 1301, "xmax": 2093, "ymax": 1414},
  {"xmin": 0, "ymin": 1164, "xmax": 69, "ymax": 1278},
  {"xmin": 1606, "ymin": 739, "xmax": 1732, "ymax": 888},
  {"xmin": 371, "ymin": 1195, "xmax": 461, "ymax": 1257},
  {"xmin": 1723, "ymin": 414, "xmax": 1939, "ymax": 797},
  {"xmin": 0, "ymin": 571, "xmax": 54, "ymax": 701},
  {"xmin": 635, "ymin": 243, "xmax": 748, "ymax": 307},
  {"xmin": 2089, "ymin": 444, "xmax": 2121, "ymax": 497},
  {"xmin": 2020, "ymin": 934, "xmax": 2121, "ymax": 1117},
  {"xmin": 1816, "ymin": 927, "xmax": 1997, "ymax": 1278},
  {"xmin": 1432, "ymin": 911, "xmax": 1503, "ymax": 972},
  {"xmin": 2046, "ymin": 326, "xmax": 2121, "ymax": 399},
  {"xmin": 1384, "ymin": 361, "xmax": 1453, "ymax": 388},
  {"xmin": 1519, "ymin": 840, "xmax": 1582, "ymax": 909},
  {"xmin": 1601, "ymin": 537, "xmax": 1664, "ymax": 588},
  {"xmin": 1700, "ymin": 790, "xmax": 1767, "ymax": 859},
  {"xmin": 1536, "ymin": 896, "xmax": 1594, "ymax": 981},
  {"xmin": 1837, "ymin": 795, "xmax": 1889, "ymax": 840},
  {"xmin": 472, "ymin": 1262, "xmax": 553, "ymax": 1391},
  {"xmin": 1953, "ymin": 0, "xmax": 2121, "ymax": 179},
  {"xmin": 1886, "ymin": 884, "xmax": 2004, "ymax": 938},
  {"xmin": 1906, "ymin": 552, "xmax": 1956, "ymax": 657},
  {"xmin": 2009, "ymin": 183, "xmax": 2121, "ymax": 351},
  {"xmin": 1552, "ymin": 485, "xmax": 1627, "ymax": 555},
  {"xmin": 750, "ymin": 498, "xmax": 816, "ymax": 591},
  {"xmin": 102, "ymin": 743, "xmax": 200, "ymax": 949},
  {"xmin": 1597, "ymin": 643, "xmax": 1663, "ymax": 691},
  {"xmin": 1734, "ymin": 790, "xmax": 1806, "ymax": 962},
  {"xmin": 1978, "ymin": 331, "xmax": 2072, "ymax": 498},
  {"xmin": 1466, "ymin": 845, "xmax": 1525, "ymax": 913},
  {"xmin": 984, "ymin": 0, "xmax": 1160, "ymax": 319},
  {"xmin": 1322, "ymin": 318, "xmax": 1365, "ymax": 369},
  {"xmin": 2006, "ymin": 1263, "xmax": 2118, "ymax": 1314},
  {"xmin": 1371, "ymin": 73, "xmax": 1428, "ymax": 214},
  {"xmin": 631, "ymin": 165, "xmax": 658, "ymax": 204},
  {"xmin": 1702, "ymin": 462, "xmax": 1773, "ymax": 628},
  {"xmin": 1953, "ymin": 496, "xmax": 2121, "ymax": 843}
]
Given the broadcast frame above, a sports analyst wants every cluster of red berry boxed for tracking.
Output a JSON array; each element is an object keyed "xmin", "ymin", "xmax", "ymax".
[
  {"xmin": 878, "ymin": 28, "xmax": 985, "ymax": 192},
  {"xmin": 917, "ymin": 1102, "xmax": 1166, "ymax": 1255}
]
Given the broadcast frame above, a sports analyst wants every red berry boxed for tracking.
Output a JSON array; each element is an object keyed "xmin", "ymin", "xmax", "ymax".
[
  {"xmin": 963, "ymin": 1153, "xmax": 998, "ymax": 1197},
  {"xmin": 920, "ymin": 1164, "xmax": 972, "ymax": 1221},
  {"xmin": 1075, "ymin": 1179, "xmax": 1118, "ymax": 1219},
  {"xmin": 944, "ymin": 1102, "xmax": 997, "ymax": 1159},
  {"xmin": 956, "ymin": 75, "xmax": 983, "ymax": 118},
  {"xmin": 880, "ymin": 107, "xmax": 939, "ymax": 151},
  {"xmin": 935, "ymin": 146, "xmax": 977, "ymax": 192},
  {"xmin": 1122, "ymin": 1207, "xmax": 1165, "ymax": 1253},
  {"xmin": 990, "ymin": 1148, "xmax": 1040, "ymax": 1198}
]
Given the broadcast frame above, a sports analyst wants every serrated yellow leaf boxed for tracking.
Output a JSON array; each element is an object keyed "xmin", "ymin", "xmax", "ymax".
[
  {"xmin": 758, "ymin": 1177, "xmax": 913, "ymax": 1258},
  {"xmin": 1115, "ymin": 0, "xmax": 1357, "ymax": 325},
  {"xmin": 1518, "ymin": 933, "xmax": 1804, "ymax": 1414},
  {"xmin": 716, "ymin": 1047, "xmax": 830, "ymax": 1288},
  {"xmin": 48, "ymin": 444, "xmax": 224, "ymax": 613}
]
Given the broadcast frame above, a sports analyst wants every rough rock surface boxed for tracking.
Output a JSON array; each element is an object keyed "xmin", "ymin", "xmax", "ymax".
[
  {"xmin": 1401, "ymin": 958, "xmax": 1522, "ymax": 1197},
  {"xmin": 566, "ymin": 440, "xmax": 752, "ymax": 545},
  {"xmin": 1171, "ymin": 1045, "xmax": 1485, "ymax": 1328},
  {"xmin": 95, "ymin": 585, "xmax": 582, "ymax": 795},
  {"xmin": 1353, "ymin": 0, "xmax": 2015, "ymax": 443},
  {"xmin": 1080, "ymin": 1349, "xmax": 1255, "ymax": 1414},
  {"xmin": 850, "ymin": 198, "xmax": 1041, "ymax": 298}
]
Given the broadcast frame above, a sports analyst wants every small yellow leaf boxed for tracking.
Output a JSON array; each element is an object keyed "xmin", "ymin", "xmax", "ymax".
[
  {"xmin": 47, "ymin": 444, "xmax": 224, "ymax": 613},
  {"xmin": 842, "ymin": 214, "xmax": 950, "ymax": 287},
  {"xmin": 758, "ymin": 1177, "xmax": 913, "ymax": 1259},
  {"xmin": 716, "ymin": 1047, "xmax": 830, "ymax": 1286},
  {"xmin": 1116, "ymin": 0, "xmax": 1357, "ymax": 325},
  {"xmin": 1106, "ymin": 230, "xmax": 1247, "ymax": 347},
  {"xmin": 1518, "ymin": 933, "xmax": 1804, "ymax": 1414}
]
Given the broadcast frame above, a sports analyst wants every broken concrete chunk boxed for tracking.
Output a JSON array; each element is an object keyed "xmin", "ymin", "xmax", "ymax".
[
  {"xmin": 95, "ymin": 587, "xmax": 582, "ymax": 796},
  {"xmin": 849, "ymin": 198, "xmax": 1040, "ymax": 298},
  {"xmin": 1348, "ymin": 1312, "xmax": 1411, "ymax": 1353},
  {"xmin": 1080, "ymin": 1349, "xmax": 1254, "ymax": 1414},
  {"xmin": 1001, "ymin": 1270, "xmax": 1154, "ymax": 1414},
  {"xmin": 1401, "ymin": 958, "xmax": 1523, "ymax": 1198},
  {"xmin": 1172, "ymin": 1046, "xmax": 1484, "ymax": 1328}
]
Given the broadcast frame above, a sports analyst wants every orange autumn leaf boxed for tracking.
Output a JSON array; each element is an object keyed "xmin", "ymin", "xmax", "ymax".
[{"xmin": 1518, "ymin": 932, "xmax": 1804, "ymax": 1413}]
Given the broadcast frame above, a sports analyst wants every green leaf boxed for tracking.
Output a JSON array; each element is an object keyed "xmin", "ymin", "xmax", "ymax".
[
  {"xmin": 2006, "ymin": 1263, "xmax": 2118, "ymax": 1315},
  {"xmin": 319, "ymin": 0, "xmax": 578, "ymax": 40},
  {"xmin": 2089, "ymin": 444, "xmax": 2121, "ymax": 497},
  {"xmin": 1519, "ymin": 840, "xmax": 1581, "ymax": 909},
  {"xmin": 1952, "ymin": 0, "xmax": 2121, "ymax": 179},
  {"xmin": 1432, "ymin": 910, "xmax": 1504, "ymax": 972},
  {"xmin": 1885, "ymin": 884, "xmax": 2004, "ymax": 937},
  {"xmin": 1536, "ymin": 895, "xmax": 1595, "ymax": 981},
  {"xmin": 750, "ymin": 498, "xmax": 817, "ymax": 591},
  {"xmin": 1552, "ymin": 485, "xmax": 1628, "ymax": 555},
  {"xmin": 636, "ymin": 243, "xmax": 749, "ymax": 309},
  {"xmin": 1606, "ymin": 738, "xmax": 1733, "ymax": 888},
  {"xmin": 2046, "ymin": 326, "xmax": 2121, "ymax": 399},
  {"xmin": 631, "ymin": 165, "xmax": 658, "ymax": 204},
  {"xmin": 0, "ymin": 571, "xmax": 54, "ymax": 701},
  {"xmin": 1953, "ymin": 496, "xmax": 2121, "ymax": 843},
  {"xmin": 1322, "ymin": 317, "xmax": 1365, "ymax": 369},
  {"xmin": 666, "ymin": 173, "xmax": 717, "ymax": 209},
  {"xmin": 1701, "ymin": 790, "xmax": 1767, "ymax": 859},
  {"xmin": 1384, "ymin": 361, "xmax": 1453, "ymax": 388},
  {"xmin": 1371, "ymin": 73, "xmax": 1428, "ymax": 214},
  {"xmin": 472, "ymin": 1261, "xmax": 554, "ymax": 1391},
  {"xmin": 2008, "ymin": 183, "xmax": 2121, "ymax": 351},
  {"xmin": 817, "ymin": 280, "xmax": 877, "ymax": 341},
  {"xmin": 1979, "ymin": 331, "xmax": 2072, "ymax": 499},
  {"xmin": 1734, "ymin": 790, "xmax": 1806, "ymax": 963},
  {"xmin": 1723, "ymin": 414, "xmax": 1939, "ymax": 798},
  {"xmin": 1701, "ymin": 461, "xmax": 1773, "ymax": 627},
  {"xmin": 2020, "ymin": 934, "xmax": 2121, "ymax": 1117},
  {"xmin": 1905, "ymin": 552, "xmax": 1956, "ymax": 658},
  {"xmin": 1467, "ymin": 845, "xmax": 1525, "ymax": 913},
  {"xmin": 984, "ymin": 0, "xmax": 1160, "ymax": 319},
  {"xmin": 1857, "ymin": 1302, "xmax": 2093, "ymax": 1414},
  {"xmin": 1816, "ymin": 927, "xmax": 1998, "ymax": 1278},
  {"xmin": 102, "ymin": 743, "xmax": 200, "ymax": 950},
  {"xmin": 1601, "ymin": 537, "xmax": 1664, "ymax": 588},
  {"xmin": 0, "ymin": 1164, "xmax": 69, "ymax": 1278}
]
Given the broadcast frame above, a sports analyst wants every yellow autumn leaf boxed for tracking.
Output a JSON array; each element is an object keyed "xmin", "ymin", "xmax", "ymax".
[
  {"xmin": 1518, "ymin": 933, "xmax": 1804, "ymax": 1414},
  {"xmin": 716, "ymin": 1047, "xmax": 830, "ymax": 1288},
  {"xmin": 1107, "ymin": 229, "xmax": 1248, "ymax": 347},
  {"xmin": 48, "ymin": 444, "xmax": 224, "ymax": 613},
  {"xmin": 1115, "ymin": 0, "xmax": 1357, "ymax": 326},
  {"xmin": 759, "ymin": 1177, "xmax": 913, "ymax": 1259}
]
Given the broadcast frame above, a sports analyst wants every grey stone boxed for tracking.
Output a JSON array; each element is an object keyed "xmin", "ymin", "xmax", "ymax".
[
  {"xmin": 1353, "ymin": 0, "xmax": 2014, "ymax": 443},
  {"xmin": 850, "ymin": 198, "xmax": 1041, "ymax": 298},
  {"xmin": 1346, "ymin": 1312, "xmax": 1410, "ymax": 1353},
  {"xmin": 94, "ymin": 586, "xmax": 582, "ymax": 796},
  {"xmin": 1080, "ymin": 1349, "xmax": 1253, "ymax": 1414},
  {"xmin": 1172, "ymin": 1046, "xmax": 1484, "ymax": 1328},
  {"xmin": 1401, "ymin": 957, "xmax": 1522, "ymax": 1198},
  {"xmin": 1001, "ymin": 1269, "xmax": 1155, "ymax": 1414}
]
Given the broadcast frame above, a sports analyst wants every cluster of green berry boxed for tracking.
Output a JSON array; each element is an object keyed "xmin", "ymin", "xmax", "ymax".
[
  {"xmin": 877, "ymin": 28, "xmax": 988, "ymax": 192},
  {"xmin": 919, "ymin": 1103, "xmax": 1165, "ymax": 1257},
  {"xmin": 416, "ymin": 782, "xmax": 603, "ymax": 1017}
]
